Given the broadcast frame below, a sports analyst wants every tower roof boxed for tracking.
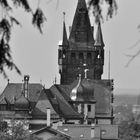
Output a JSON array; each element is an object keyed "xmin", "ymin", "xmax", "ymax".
[
  {"xmin": 15, "ymin": 94, "xmax": 30, "ymax": 110},
  {"xmin": 62, "ymin": 21, "xmax": 69, "ymax": 46},
  {"xmin": 69, "ymin": 0, "xmax": 94, "ymax": 45},
  {"xmin": 70, "ymin": 76, "xmax": 95, "ymax": 102},
  {"xmin": 94, "ymin": 22, "xmax": 104, "ymax": 47}
]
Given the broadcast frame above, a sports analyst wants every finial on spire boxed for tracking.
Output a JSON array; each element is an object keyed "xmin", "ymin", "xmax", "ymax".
[
  {"xmin": 63, "ymin": 12, "xmax": 66, "ymax": 23},
  {"xmin": 62, "ymin": 12, "xmax": 68, "ymax": 47},
  {"xmin": 108, "ymin": 47, "xmax": 111, "ymax": 80}
]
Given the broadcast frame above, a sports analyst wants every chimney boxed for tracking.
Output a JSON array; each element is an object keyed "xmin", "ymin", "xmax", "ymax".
[
  {"xmin": 46, "ymin": 108, "xmax": 51, "ymax": 127},
  {"xmin": 24, "ymin": 75, "xmax": 30, "ymax": 98}
]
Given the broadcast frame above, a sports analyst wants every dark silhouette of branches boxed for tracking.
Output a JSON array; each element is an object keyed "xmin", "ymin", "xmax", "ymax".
[
  {"xmin": 88, "ymin": 0, "xmax": 118, "ymax": 23},
  {"xmin": 0, "ymin": 0, "xmax": 117, "ymax": 78},
  {"xmin": 32, "ymin": 8, "xmax": 47, "ymax": 34},
  {"xmin": 125, "ymin": 50, "xmax": 140, "ymax": 67},
  {"xmin": 125, "ymin": 39, "xmax": 140, "ymax": 67},
  {"xmin": 0, "ymin": 0, "xmax": 47, "ymax": 78}
]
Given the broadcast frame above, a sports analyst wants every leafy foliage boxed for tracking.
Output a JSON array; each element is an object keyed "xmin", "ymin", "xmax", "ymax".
[
  {"xmin": 88, "ymin": 0, "xmax": 118, "ymax": 23},
  {"xmin": 12, "ymin": 0, "xmax": 31, "ymax": 12},
  {"xmin": 0, "ymin": 18, "xmax": 21, "ymax": 78},
  {"xmin": 32, "ymin": 8, "xmax": 47, "ymax": 34},
  {"xmin": 0, "ymin": 120, "xmax": 43, "ymax": 140},
  {"xmin": 0, "ymin": 0, "xmax": 117, "ymax": 77},
  {"xmin": 0, "ymin": 0, "xmax": 11, "ymax": 10},
  {"xmin": 119, "ymin": 117, "xmax": 140, "ymax": 140},
  {"xmin": 0, "ymin": 0, "xmax": 47, "ymax": 78}
]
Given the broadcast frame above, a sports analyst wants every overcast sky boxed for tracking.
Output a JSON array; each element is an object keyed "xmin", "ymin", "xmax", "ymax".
[{"xmin": 1, "ymin": 0, "xmax": 140, "ymax": 92}]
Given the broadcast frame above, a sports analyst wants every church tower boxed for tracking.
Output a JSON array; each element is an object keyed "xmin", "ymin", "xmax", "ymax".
[{"xmin": 58, "ymin": 0, "xmax": 105, "ymax": 84}]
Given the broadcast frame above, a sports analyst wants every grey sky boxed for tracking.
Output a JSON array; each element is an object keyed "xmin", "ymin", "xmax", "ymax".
[{"xmin": 1, "ymin": 0, "xmax": 140, "ymax": 92}]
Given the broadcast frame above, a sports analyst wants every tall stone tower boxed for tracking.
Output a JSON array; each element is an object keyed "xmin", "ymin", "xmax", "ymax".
[{"xmin": 58, "ymin": 0, "xmax": 105, "ymax": 85}]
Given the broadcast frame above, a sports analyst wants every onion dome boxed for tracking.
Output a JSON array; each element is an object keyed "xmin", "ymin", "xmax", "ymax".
[
  {"xmin": 70, "ymin": 75, "xmax": 95, "ymax": 102},
  {"xmin": 14, "ymin": 94, "xmax": 29, "ymax": 110}
]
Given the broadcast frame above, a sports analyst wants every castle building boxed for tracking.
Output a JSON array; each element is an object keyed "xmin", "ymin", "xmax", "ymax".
[{"xmin": 0, "ymin": 0, "xmax": 118, "ymax": 139}]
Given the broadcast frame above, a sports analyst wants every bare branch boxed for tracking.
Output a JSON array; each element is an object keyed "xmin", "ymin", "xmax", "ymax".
[
  {"xmin": 128, "ymin": 39, "xmax": 140, "ymax": 50},
  {"xmin": 125, "ymin": 49, "xmax": 140, "ymax": 67}
]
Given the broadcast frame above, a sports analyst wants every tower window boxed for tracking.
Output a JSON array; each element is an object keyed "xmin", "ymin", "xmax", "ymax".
[
  {"xmin": 79, "ymin": 53, "xmax": 83, "ymax": 59},
  {"xmin": 88, "ymin": 105, "xmax": 91, "ymax": 112},
  {"xmin": 62, "ymin": 50, "xmax": 66, "ymax": 58},
  {"xmin": 79, "ymin": 53, "xmax": 84, "ymax": 64},
  {"xmin": 58, "ymin": 50, "xmax": 62, "ymax": 59},
  {"xmin": 71, "ymin": 53, "xmax": 76, "ymax": 58},
  {"xmin": 71, "ymin": 53, "xmax": 76, "ymax": 63},
  {"xmin": 87, "ymin": 53, "xmax": 92, "ymax": 59},
  {"xmin": 87, "ymin": 53, "xmax": 92, "ymax": 63}
]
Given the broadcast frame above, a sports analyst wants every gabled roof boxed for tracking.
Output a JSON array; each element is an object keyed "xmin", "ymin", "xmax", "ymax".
[
  {"xmin": 53, "ymin": 79, "xmax": 112, "ymax": 116},
  {"xmin": 31, "ymin": 126, "xmax": 71, "ymax": 139},
  {"xmin": 0, "ymin": 96, "xmax": 9, "ymax": 104},
  {"xmin": 48, "ymin": 85, "xmax": 83, "ymax": 119},
  {"xmin": 31, "ymin": 89, "xmax": 58, "ymax": 119},
  {"xmin": 0, "ymin": 83, "xmax": 43, "ymax": 109},
  {"xmin": 69, "ymin": 0, "xmax": 94, "ymax": 46}
]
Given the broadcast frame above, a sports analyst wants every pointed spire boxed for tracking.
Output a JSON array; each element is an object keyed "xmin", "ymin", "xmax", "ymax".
[
  {"xmin": 69, "ymin": 0, "xmax": 94, "ymax": 44},
  {"xmin": 94, "ymin": 21, "xmax": 104, "ymax": 47},
  {"xmin": 62, "ymin": 12, "xmax": 69, "ymax": 46}
]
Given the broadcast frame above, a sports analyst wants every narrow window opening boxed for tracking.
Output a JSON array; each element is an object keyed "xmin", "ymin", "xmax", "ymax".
[{"xmin": 88, "ymin": 104, "xmax": 91, "ymax": 112}]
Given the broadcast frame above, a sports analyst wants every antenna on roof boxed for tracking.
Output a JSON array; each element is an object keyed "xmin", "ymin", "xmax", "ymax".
[
  {"xmin": 108, "ymin": 47, "xmax": 111, "ymax": 80},
  {"xmin": 40, "ymin": 79, "xmax": 42, "ymax": 85},
  {"xmin": 21, "ymin": 80, "xmax": 24, "ymax": 94}
]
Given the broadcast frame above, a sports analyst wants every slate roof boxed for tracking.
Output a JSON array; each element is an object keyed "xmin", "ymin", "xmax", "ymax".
[
  {"xmin": 0, "ymin": 97, "xmax": 9, "ymax": 104},
  {"xmin": 69, "ymin": 0, "xmax": 94, "ymax": 46},
  {"xmin": 31, "ymin": 126, "xmax": 71, "ymax": 139},
  {"xmin": 0, "ymin": 79, "xmax": 112, "ymax": 120},
  {"xmin": 54, "ymin": 79, "xmax": 112, "ymax": 116},
  {"xmin": 0, "ymin": 83, "xmax": 42, "ymax": 108},
  {"xmin": 70, "ymin": 78, "xmax": 95, "ymax": 102},
  {"xmin": 47, "ymin": 86, "xmax": 84, "ymax": 120},
  {"xmin": 31, "ymin": 89, "xmax": 59, "ymax": 119},
  {"xmin": 15, "ymin": 94, "xmax": 30, "ymax": 110}
]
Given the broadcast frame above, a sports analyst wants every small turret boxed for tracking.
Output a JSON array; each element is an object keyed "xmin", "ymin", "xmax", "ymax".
[
  {"xmin": 94, "ymin": 22, "xmax": 104, "ymax": 47},
  {"xmin": 62, "ymin": 12, "xmax": 69, "ymax": 47},
  {"xmin": 14, "ymin": 94, "xmax": 29, "ymax": 111}
]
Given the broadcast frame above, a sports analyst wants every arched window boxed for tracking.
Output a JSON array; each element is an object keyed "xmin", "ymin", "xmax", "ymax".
[{"xmin": 58, "ymin": 50, "xmax": 62, "ymax": 59}]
